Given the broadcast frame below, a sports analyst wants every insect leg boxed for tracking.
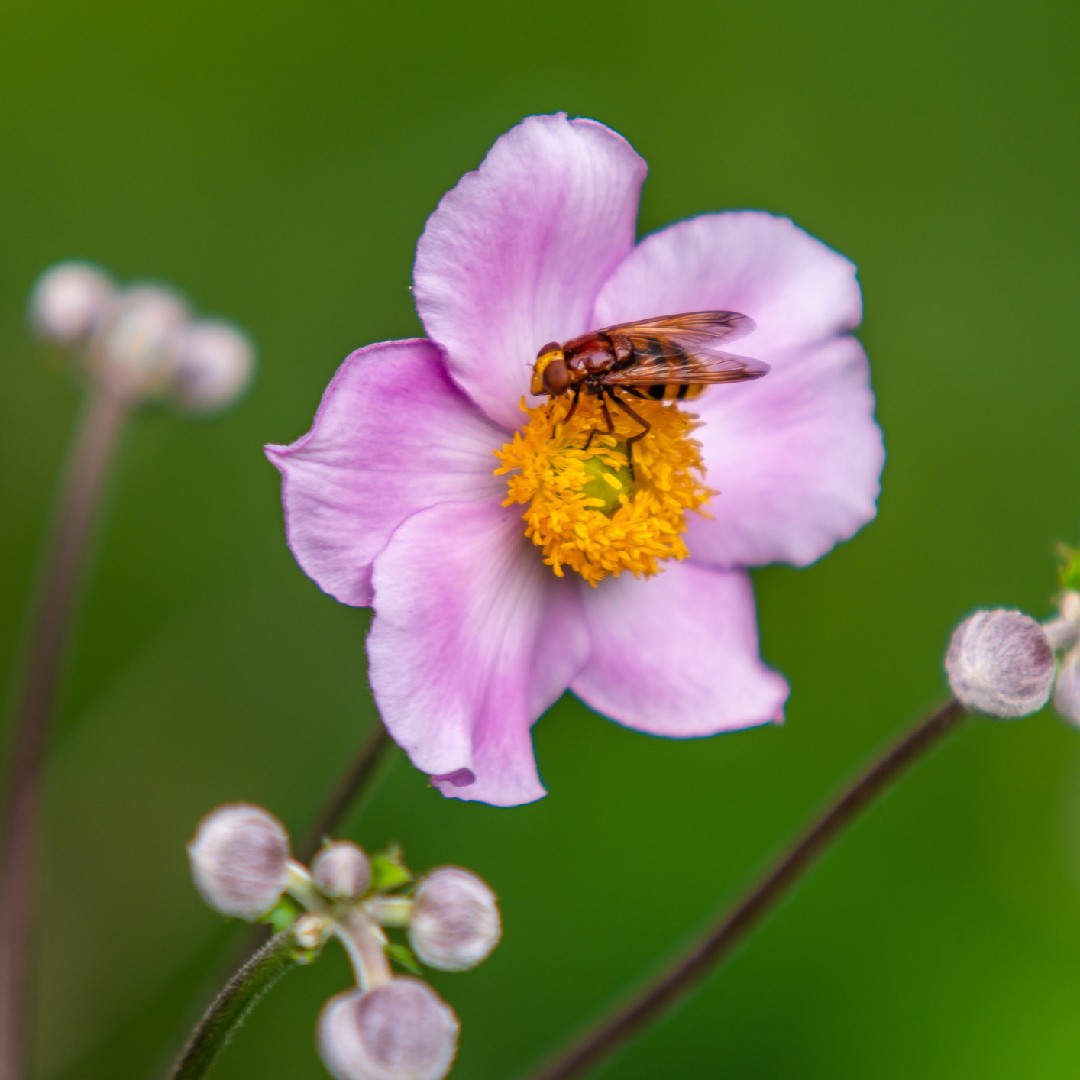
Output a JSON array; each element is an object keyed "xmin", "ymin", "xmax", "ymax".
[
  {"xmin": 561, "ymin": 387, "xmax": 581, "ymax": 429},
  {"xmin": 584, "ymin": 386, "xmax": 615, "ymax": 451},
  {"xmin": 606, "ymin": 389, "xmax": 652, "ymax": 479}
]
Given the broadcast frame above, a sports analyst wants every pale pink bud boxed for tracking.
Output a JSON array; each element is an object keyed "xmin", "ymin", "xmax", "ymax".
[
  {"xmin": 93, "ymin": 285, "xmax": 189, "ymax": 398},
  {"xmin": 1053, "ymin": 648, "xmax": 1080, "ymax": 726},
  {"xmin": 188, "ymin": 803, "xmax": 291, "ymax": 919},
  {"xmin": 946, "ymin": 609, "xmax": 1055, "ymax": 718},
  {"xmin": 169, "ymin": 320, "xmax": 255, "ymax": 412},
  {"xmin": 312, "ymin": 842, "xmax": 372, "ymax": 900},
  {"xmin": 408, "ymin": 867, "xmax": 500, "ymax": 972},
  {"xmin": 318, "ymin": 980, "xmax": 459, "ymax": 1080},
  {"xmin": 30, "ymin": 262, "xmax": 115, "ymax": 346}
]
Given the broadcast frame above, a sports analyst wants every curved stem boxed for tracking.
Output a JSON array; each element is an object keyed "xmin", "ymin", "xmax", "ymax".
[
  {"xmin": 532, "ymin": 698, "xmax": 968, "ymax": 1080},
  {"xmin": 0, "ymin": 385, "xmax": 129, "ymax": 1080},
  {"xmin": 170, "ymin": 929, "xmax": 308, "ymax": 1079},
  {"xmin": 298, "ymin": 723, "xmax": 392, "ymax": 861},
  {"xmin": 334, "ymin": 909, "xmax": 392, "ymax": 991}
]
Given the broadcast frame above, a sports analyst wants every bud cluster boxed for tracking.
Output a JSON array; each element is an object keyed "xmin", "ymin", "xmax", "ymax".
[
  {"xmin": 944, "ymin": 586, "xmax": 1080, "ymax": 726},
  {"xmin": 188, "ymin": 803, "xmax": 500, "ymax": 1079},
  {"xmin": 29, "ymin": 260, "xmax": 254, "ymax": 411}
]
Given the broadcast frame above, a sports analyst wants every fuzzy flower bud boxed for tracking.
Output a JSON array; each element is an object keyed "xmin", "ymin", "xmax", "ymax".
[
  {"xmin": 30, "ymin": 261, "xmax": 116, "ymax": 347},
  {"xmin": 312, "ymin": 841, "xmax": 372, "ymax": 900},
  {"xmin": 408, "ymin": 867, "xmax": 500, "ymax": 972},
  {"xmin": 92, "ymin": 285, "xmax": 190, "ymax": 399},
  {"xmin": 946, "ymin": 609, "xmax": 1055, "ymax": 718},
  {"xmin": 168, "ymin": 319, "xmax": 255, "ymax": 412},
  {"xmin": 188, "ymin": 803, "xmax": 291, "ymax": 919},
  {"xmin": 318, "ymin": 980, "xmax": 459, "ymax": 1080},
  {"xmin": 1053, "ymin": 648, "xmax": 1080, "ymax": 726}
]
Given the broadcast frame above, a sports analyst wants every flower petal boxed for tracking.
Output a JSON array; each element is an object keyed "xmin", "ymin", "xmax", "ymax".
[
  {"xmin": 414, "ymin": 114, "xmax": 647, "ymax": 432},
  {"xmin": 571, "ymin": 563, "xmax": 788, "ymax": 736},
  {"xmin": 368, "ymin": 500, "xmax": 589, "ymax": 806},
  {"xmin": 266, "ymin": 340, "xmax": 504, "ymax": 608},
  {"xmin": 592, "ymin": 211, "xmax": 862, "ymax": 357},
  {"xmin": 687, "ymin": 335, "xmax": 884, "ymax": 569}
]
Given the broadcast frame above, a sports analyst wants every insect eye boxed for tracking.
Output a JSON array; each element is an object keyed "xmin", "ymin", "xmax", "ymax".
[
  {"xmin": 537, "ymin": 341, "xmax": 560, "ymax": 358},
  {"xmin": 544, "ymin": 358, "xmax": 570, "ymax": 395}
]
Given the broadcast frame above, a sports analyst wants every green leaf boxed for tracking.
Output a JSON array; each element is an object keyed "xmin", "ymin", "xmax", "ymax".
[
  {"xmin": 1060, "ymin": 544, "xmax": 1080, "ymax": 592},
  {"xmin": 369, "ymin": 843, "xmax": 413, "ymax": 893},
  {"xmin": 386, "ymin": 942, "xmax": 423, "ymax": 975},
  {"xmin": 259, "ymin": 895, "xmax": 302, "ymax": 934}
]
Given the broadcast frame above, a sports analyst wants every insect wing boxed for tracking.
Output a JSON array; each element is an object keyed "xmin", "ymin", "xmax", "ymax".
[
  {"xmin": 593, "ymin": 311, "xmax": 767, "ymax": 384},
  {"xmin": 596, "ymin": 310, "xmax": 757, "ymax": 351},
  {"xmin": 598, "ymin": 348, "xmax": 770, "ymax": 386}
]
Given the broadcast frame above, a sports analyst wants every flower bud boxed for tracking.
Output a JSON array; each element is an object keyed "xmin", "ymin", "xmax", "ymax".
[
  {"xmin": 92, "ymin": 285, "xmax": 189, "ymax": 399},
  {"xmin": 30, "ymin": 262, "xmax": 115, "ymax": 347},
  {"xmin": 295, "ymin": 912, "xmax": 333, "ymax": 951},
  {"xmin": 188, "ymin": 803, "xmax": 291, "ymax": 919},
  {"xmin": 312, "ymin": 842, "xmax": 372, "ymax": 900},
  {"xmin": 945, "ymin": 609, "xmax": 1055, "ymax": 718},
  {"xmin": 168, "ymin": 319, "xmax": 255, "ymax": 412},
  {"xmin": 1054, "ymin": 648, "xmax": 1080, "ymax": 726},
  {"xmin": 408, "ymin": 867, "xmax": 500, "ymax": 972},
  {"xmin": 318, "ymin": 980, "xmax": 459, "ymax": 1080}
]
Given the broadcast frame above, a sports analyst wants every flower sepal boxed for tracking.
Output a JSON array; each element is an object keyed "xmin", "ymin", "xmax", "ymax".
[
  {"xmin": 1058, "ymin": 544, "xmax": 1080, "ymax": 593},
  {"xmin": 260, "ymin": 894, "xmax": 305, "ymax": 934},
  {"xmin": 368, "ymin": 844, "xmax": 414, "ymax": 893},
  {"xmin": 386, "ymin": 942, "xmax": 424, "ymax": 976}
]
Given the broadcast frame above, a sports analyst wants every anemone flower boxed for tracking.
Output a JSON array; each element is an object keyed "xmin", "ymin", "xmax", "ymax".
[{"xmin": 267, "ymin": 114, "xmax": 884, "ymax": 807}]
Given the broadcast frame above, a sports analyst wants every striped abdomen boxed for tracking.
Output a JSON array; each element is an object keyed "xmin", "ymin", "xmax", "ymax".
[
  {"xmin": 619, "ymin": 334, "xmax": 704, "ymax": 401},
  {"xmin": 634, "ymin": 382, "xmax": 705, "ymax": 401}
]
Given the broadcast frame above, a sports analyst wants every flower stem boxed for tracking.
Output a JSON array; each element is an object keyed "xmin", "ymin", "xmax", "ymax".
[
  {"xmin": 334, "ymin": 909, "xmax": 392, "ymax": 991},
  {"xmin": 298, "ymin": 723, "xmax": 392, "ymax": 861},
  {"xmin": 531, "ymin": 698, "xmax": 968, "ymax": 1080},
  {"xmin": 170, "ymin": 928, "xmax": 309, "ymax": 1080},
  {"xmin": 0, "ymin": 385, "xmax": 129, "ymax": 1080}
]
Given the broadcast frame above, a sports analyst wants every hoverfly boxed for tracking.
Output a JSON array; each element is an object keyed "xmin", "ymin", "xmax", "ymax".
[{"xmin": 530, "ymin": 311, "xmax": 768, "ymax": 474}]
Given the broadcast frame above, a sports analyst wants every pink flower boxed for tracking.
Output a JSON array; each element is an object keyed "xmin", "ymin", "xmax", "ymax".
[{"xmin": 266, "ymin": 114, "xmax": 884, "ymax": 807}]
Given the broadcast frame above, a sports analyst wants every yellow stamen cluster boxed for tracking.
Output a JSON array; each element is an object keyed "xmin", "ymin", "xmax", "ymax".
[{"xmin": 494, "ymin": 394, "xmax": 714, "ymax": 586}]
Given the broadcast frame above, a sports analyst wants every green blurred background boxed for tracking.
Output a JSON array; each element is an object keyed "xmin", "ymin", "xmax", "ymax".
[{"xmin": 3, "ymin": 0, "xmax": 1080, "ymax": 1076}]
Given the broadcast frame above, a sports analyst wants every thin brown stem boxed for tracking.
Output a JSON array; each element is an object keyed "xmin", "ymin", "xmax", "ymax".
[
  {"xmin": 532, "ymin": 698, "xmax": 968, "ymax": 1080},
  {"xmin": 298, "ymin": 723, "xmax": 393, "ymax": 861},
  {"xmin": 0, "ymin": 386, "xmax": 129, "ymax": 1080}
]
